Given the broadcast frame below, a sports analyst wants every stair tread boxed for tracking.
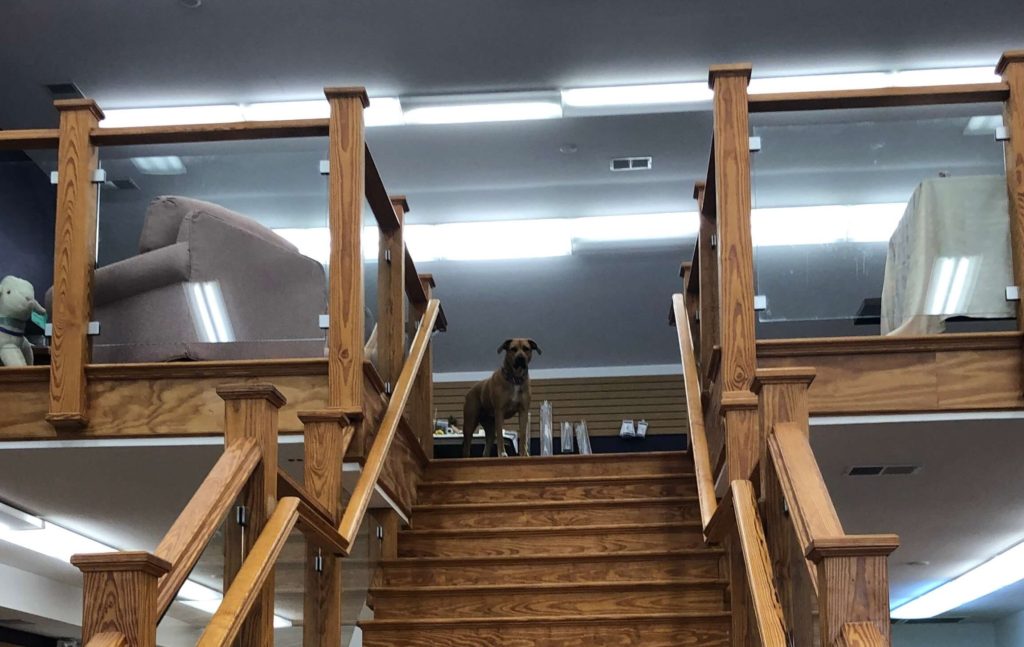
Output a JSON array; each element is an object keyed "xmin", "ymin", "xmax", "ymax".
[
  {"xmin": 381, "ymin": 548, "xmax": 723, "ymax": 567},
  {"xmin": 421, "ymin": 473, "xmax": 694, "ymax": 488},
  {"xmin": 373, "ymin": 578, "xmax": 728, "ymax": 594},
  {"xmin": 360, "ymin": 611, "xmax": 732, "ymax": 628},
  {"xmin": 401, "ymin": 521, "xmax": 701, "ymax": 537},
  {"xmin": 414, "ymin": 496, "xmax": 697, "ymax": 512},
  {"xmin": 428, "ymin": 450, "xmax": 689, "ymax": 467}
]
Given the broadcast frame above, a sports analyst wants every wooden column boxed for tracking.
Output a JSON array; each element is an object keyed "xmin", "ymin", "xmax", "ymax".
[
  {"xmin": 47, "ymin": 99, "xmax": 103, "ymax": 430},
  {"xmin": 218, "ymin": 384, "xmax": 285, "ymax": 647},
  {"xmin": 694, "ymin": 180, "xmax": 720, "ymax": 391},
  {"xmin": 709, "ymin": 64, "xmax": 756, "ymax": 394},
  {"xmin": 808, "ymin": 536, "xmax": 900, "ymax": 646},
  {"xmin": 997, "ymin": 51, "xmax": 1024, "ymax": 388},
  {"xmin": 378, "ymin": 196, "xmax": 407, "ymax": 389},
  {"xmin": 298, "ymin": 410, "xmax": 353, "ymax": 647},
  {"xmin": 753, "ymin": 368, "xmax": 817, "ymax": 647},
  {"xmin": 371, "ymin": 509, "xmax": 400, "ymax": 560},
  {"xmin": 324, "ymin": 87, "xmax": 369, "ymax": 417},
  {"xmin": 72, "ymin": 551, "xmax": 171, "ymax": 647},
  {"xmin": 410, "ymin": 274, "xmax": 436, "ymax": 453}
]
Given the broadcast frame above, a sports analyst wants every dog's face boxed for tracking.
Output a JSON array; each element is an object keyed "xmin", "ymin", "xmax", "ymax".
[{"xmin": 498, "ymin": 338, "xmax": 542, "ymax": 370}]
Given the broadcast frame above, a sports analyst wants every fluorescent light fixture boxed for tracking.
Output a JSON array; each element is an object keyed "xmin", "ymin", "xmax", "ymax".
[
  {"xmin": 130, "ymin": 155, "xmax": 187, "ymax": 176},
  {"xmin": 433, "ymin": 219, "xmax": 571, "ymax": 260},
  {"xmin": 0, "ymin": 501, "xmax": 44, "ymax": 531},
  {"xmin": 562, "ymin": 82, "xmax": 712, "ymax": 108},
  {"xmin": 891, "ymin": 539, "xmax": 1024, "ymax": 619},
  {"xmin": 241, "ymin": 97, "xmax": 404, "ymax": 127},
  {"xmin": 964, "ymin": 115, "xmax": 1004, "ymax": 136},
  {"xmin": 891, "ymin": 66, "xmax": 1001, "ymax": 87},
  {"xmin": 749, "ymin": 67, "xmax": 1001, "ymax": 95},
  {"xmin": 101, "ymin": 104, "xmax": 245, "ymax": 128},
  {"xmin": 403, "ymin": 101, "xmax": 562, "ymax": 125},
  {"xmin": 751, "ymin": 203, "xmax": 905, "ymax": 247}
]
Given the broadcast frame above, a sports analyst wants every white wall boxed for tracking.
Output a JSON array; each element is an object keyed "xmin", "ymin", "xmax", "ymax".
[
  {"xmin": 893, "ymin": 622, "xmax": 996, "ymax": 647},
  {"xmin": 996, "ymin": 610, "xmax": 1024, "ymax": 647}
]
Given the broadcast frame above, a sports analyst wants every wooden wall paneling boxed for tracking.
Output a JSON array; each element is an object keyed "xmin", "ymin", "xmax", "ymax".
[
  {"xmin": 709, "ymin": 64, "xmax": 756, "ymax": 394},
  {"xmin": 71, "ymin": 552, "xmax": 171, "ymax": 647},
  {"xmin": 324, "ymin": 87, "xmax": 369, "ymax": 416},
  {"xmin": 807, "ymin": 537, "xmax": 900, "ymax": 647},
  {"xmin": 47, "ymin": 99, "xmax": 103, "ymax": 430},
  {"xmin": 298, "ymin": 410, "xmax": 352, "ymax": 647},
  {"xmin": 217, "ymin": 384, "xmax": 285, "ymax": 647},
  {"xmin": 998, "ymin": 51, "xmax": 1024, "ymax": 389},
  {"xmin": 377, "ymin": 196, "xmax": 406, "ymax": 389}
]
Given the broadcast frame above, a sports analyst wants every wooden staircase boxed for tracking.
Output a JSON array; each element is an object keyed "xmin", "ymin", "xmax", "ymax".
[{"xmin": 360, "ymin": 451, "xmax": 731, "ymax": 646}]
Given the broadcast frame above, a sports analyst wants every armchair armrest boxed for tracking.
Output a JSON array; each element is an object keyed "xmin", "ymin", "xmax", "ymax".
[{"xmin": 92, "ymin": 242, "xmax": 191, "ymax": 308}]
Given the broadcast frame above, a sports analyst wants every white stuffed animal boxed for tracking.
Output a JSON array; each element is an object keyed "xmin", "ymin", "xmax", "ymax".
[{"xmin": 0, "ymin": 276, "xmax": 46, "ymax": 367}]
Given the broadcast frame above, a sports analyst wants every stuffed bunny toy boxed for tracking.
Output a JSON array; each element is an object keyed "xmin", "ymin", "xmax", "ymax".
[{"xmin": 0, "ymin": 276, "xmax": 46, "ymax": 367}]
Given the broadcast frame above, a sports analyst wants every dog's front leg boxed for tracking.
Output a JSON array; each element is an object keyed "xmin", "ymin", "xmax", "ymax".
[{"xmin": 518, "ymin": 407, "xmax": 530, "ymax": 457}]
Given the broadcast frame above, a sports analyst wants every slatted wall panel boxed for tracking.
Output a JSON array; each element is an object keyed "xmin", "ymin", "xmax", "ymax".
[{"xmin": 433, "ymin": 374, "xmax": 688, "ymax": 437}]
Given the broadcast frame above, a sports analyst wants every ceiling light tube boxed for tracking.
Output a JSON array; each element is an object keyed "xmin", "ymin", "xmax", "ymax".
[
  {"xmin": 241, "ymin": 97, "xmax": 404, "ymax": 127},
  {"xmin": 403, "ymin": 101, "xmax": 562, "ymax": 125},
  {"xmin": 891, "ymin": 539, "xmax": 1024, "ymax": 618},
  {"xmin": 561, "ymin": 82, "xmax": 712, "ymax": 108},
  {"xmin": 100, "ymin": 104, "xmax": 245, "ymax": 128}
]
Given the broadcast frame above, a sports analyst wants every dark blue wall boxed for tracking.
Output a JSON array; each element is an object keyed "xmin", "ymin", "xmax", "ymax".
[{"xmin": 0, "ymin": 151, "xmax": 56, "ymax": 297}]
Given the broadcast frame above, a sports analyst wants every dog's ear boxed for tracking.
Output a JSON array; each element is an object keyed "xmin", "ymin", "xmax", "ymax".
[
  {"xmin": 497, "ymin": 339, "xmax": 513, "ymax": 354},
  {"xmin": 527, "ymin": 339, "xmax": 542, "ymax": 355}
]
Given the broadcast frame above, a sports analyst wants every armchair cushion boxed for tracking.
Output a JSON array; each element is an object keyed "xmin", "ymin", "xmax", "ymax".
[{"xmin": 139, "ymin": 196, "xmax": 299, "ymax": 255}]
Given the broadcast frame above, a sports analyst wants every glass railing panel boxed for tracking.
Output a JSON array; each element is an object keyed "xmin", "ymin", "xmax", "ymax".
[
  {"xmin": 93, "ymin": 137, "xmax": 329, "ymax": 363},
  {"xmin": 0, "ymin": 149, "xmax": 58, "ymax": 369},
  {"xmin": 343, "ymin": 510, "xmax": 381, "ymax": 646},
  {"xmin": 751, "ymin": 102, "xmax": 1012, "ymax": 338}
]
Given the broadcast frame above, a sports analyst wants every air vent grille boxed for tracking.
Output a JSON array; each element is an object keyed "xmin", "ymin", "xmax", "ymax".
[
  {"xmin": 610, "ymin": 156, "xmax": 653, "ymax": 172},
  {"xmin": 846, "ymin": 464, "xmax": 921, "ymax": 477}
]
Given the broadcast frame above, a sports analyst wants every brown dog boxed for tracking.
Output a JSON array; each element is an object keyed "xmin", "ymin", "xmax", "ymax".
[{"xmin": 462, "ymin": 338, "xmax": 541, "ymax": 458}]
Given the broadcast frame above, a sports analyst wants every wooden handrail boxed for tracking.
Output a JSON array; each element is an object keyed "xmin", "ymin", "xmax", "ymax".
[
  {"xmin": 197, "ymin": 497, "xmax": 301, "ymax": 647},
  {"xmin": 90, "ymin": 118, "xmax": 329, "ymax": 146},
  {"xmin": 671, "ymin": 294, "xmax": 717, "ymax": 531},
  {"xmin": 731, "ymin": 480, "xmax": 789, "ymax": 647},
  {"xmin": 83, "ymin": 633, "xmax": 127, "ymax": 647},
  {"xmin": 154, "ymin": 438, "xmax": 261, "ymax": 617},
  {"xmin": 337, "ymin": 298, "xmax": 441, "ymax": 544},
  {"xmin": 0, "ymin": 128, "xmax": 60, "ymax": 149},
  {"xmin": 701, "ymin": 138, "xmax": 716, "ymax": 219},
  {"xmin": 749, "ymin": 82, "xmax": 1010, "ymax": 113},
  {"xmin": 365, "ymin": 146, "xmax": 402, "ymax": 233},
  {"xmin": 277, "ymin": 467, "xmax": 333, "ymax": 527}
]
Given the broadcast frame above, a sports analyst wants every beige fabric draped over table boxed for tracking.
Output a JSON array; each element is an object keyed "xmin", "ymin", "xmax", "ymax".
[{"xmin": 881, "ymin": 175, "xmax": 1013, "ymax": 336}]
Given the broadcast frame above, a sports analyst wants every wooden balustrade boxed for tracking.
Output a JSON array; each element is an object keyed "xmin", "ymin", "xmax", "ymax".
[{"xmin": 338, "ymin": 298, "xmax": 440, "ymax": 543}]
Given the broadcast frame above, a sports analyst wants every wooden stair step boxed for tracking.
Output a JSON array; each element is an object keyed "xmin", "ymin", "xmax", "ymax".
[
  {"xmin": 425, "ymin": 451, "xmax": 691, "ymax": 481},
  {"xmin": 360, "ymin": 612, "xmax": 731, "ymax": 647},
  {"xmin": 397, "ymin": 522, "xmax": 705, "ymax": 558},
  {"xmin": 412, "ymin": 496, "xmax": 700, "ymax": 529},
  {"xmin": 418, "ymin": 474, "xmax": 696, "ymax": 504},
  {"xmin": 371, "ymin": 579, "xmax": 728, "ymax": 618},
  {"xmin": 379, "ymin": 549, "xmax": 724, "ymax": 586}
]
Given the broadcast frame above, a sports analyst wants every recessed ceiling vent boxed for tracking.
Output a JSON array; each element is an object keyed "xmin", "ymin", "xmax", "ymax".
[
  {"xmin": 610, "ymin": 156, "xmax": 652, "ymax": 172},
  {"xmin": 896, "ymin": 617, "xmax": 964, "ymax": 625},
  {"xmin": 44, "ymin": 82, "xmax": 84, "ymax": 101},
  {"xmin": 846, "ymin": 464, "xmax": 921, "ymax": 477}
]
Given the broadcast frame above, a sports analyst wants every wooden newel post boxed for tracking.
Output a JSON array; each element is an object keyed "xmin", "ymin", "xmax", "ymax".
[
  {"xmin": 72, "ymin": 551, "xmax": 171, "ymax": 647},
  {"xmin": 378, "ymin": 196, "xmax": 407, "ymax": 390},
  {"xmin": 997, "ymin": 51, "xmax": 1024, "ymax": 391},
  {"xmin": 298, "ymin": 410, "xmax": 353, "ymax": 647},
  {"xmin": 411, "ymin": 274, "xmax": 436, "ymax": 453},
  {"xmin": 324, "ymin": 86, "xmax": 369, "ymax": 419},
  {"xmin": 694, "ymin": 180, "xmax": 719, "ymax": 390},
  {"xmin": 808, "ymin": 536, "xmax": 900, "ymax": 646},
  {"xmin": 218, "ymin": 384, "xmax": 285, "ymax": 647},
  {"xmin": 47, "ymin": 99, "xmax": 104, "ymax": 431}
]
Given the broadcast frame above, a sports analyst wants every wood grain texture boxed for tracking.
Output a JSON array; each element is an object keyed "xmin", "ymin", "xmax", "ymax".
[
  {"xmin": 363, "ymin": 149, "xmax": 402, "ymax": 233},
  {"xmin": 768, "ymin": 423, "xmax": 844, "ymax": 549},
  {"xmin": 425, "ymin": 451, "xmax": 690, "ymax": 481},
  {"xmin": 72, "ymin": 551, "xmax": 170, "ymax": 647},
  {"xmin": 721, "ymin": 390, "xmax": 758, "ymax": 483},
  {"xmin": 412, "ymin": 497, "xmax": 698, "ymax": 529},
  {"xmin": 409, "ymin": 274, "xmax": 435, "ymax": 453},
  {"xmin": 197, "ymin": 498, "xmax": 299, "ymax": 647},
  {"xmin": 373, "ymin": 580, "xmax": 727, "ymax": 618},
  {"xmin": 277, "ymin": 469, "xmax": 333, "ymax": 527},
  {"xmin": 752, "ymin": 367, "xmax": 815, "ymax": 500},
  {"xmin": 83, "ymin": 633, "xmax": 127, "ymax": 647},
  {"xmin": 837, "ymin": 622, "xmax": 886, "ymax": 647},
  {"xmin": 698, "ymin": 201, "xmax": 721, "ymax": 391},
  {"xmin": 732, "ymin": 480, "xmax": 789, "ymax": 647},
  {"xmin": 749, "ymin": 82, "xmax": 1009, "ymax": 113},
  {"xmin": 339, "ymin": 299, "xmax": 439, "ymax": 543},
  {"xmin": 90, "ymin": 119, "xmax": 329, "ymax": 146},
  {"xmin": 811, "ymin": 546, "xmax": 896, "ymax": 647},
  {"xmin": 673, "ymin": 294, "xmax": 718, "ymax": 532},
  {"xmin": 418, "ymin": 474, "xmax": 694, "ymax": 505},
  {"xmin": 377, "ymin": 198, "xmax": 406, "ymax": 387},
  {"xmin": 325, "ymin": 88, "xmax": 368, "ymax": 411},
  {"xmin": 359, "ymin": 613, "xmax": 730, "ymax": 647},
  {"xmin": 379, "ymin": 550, "xmax": 724, "ymax": 587},
  {"xmin": 433, "ymin": 374, "xmax": 689, "ymax": 439},
  {"xmin": 1000, "ymin": 54, "xmax": 1024, "ymax": 386},
  {"xmin": 710, "ymin": 65, "xmax": 756, "ymax": 394},
  {"xmin": 218, "ymin": 384, "xmax": 283, "ymax": 647},
  {"xmin": 48, "ymin": 99, "xmax": 103, "ymax": 430},
  {"xmin": 154, "ymin": 439, "xmax": 260, "ymax": 617},
  {"xmin": 0, "ymin": 128, "xmax": 60, "ymax": 149}
]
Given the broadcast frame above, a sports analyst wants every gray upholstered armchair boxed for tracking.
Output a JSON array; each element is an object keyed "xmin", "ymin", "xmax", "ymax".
[{"xmin": 56, "ymin": 196, "xmax": 328, "ymax": 363}]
